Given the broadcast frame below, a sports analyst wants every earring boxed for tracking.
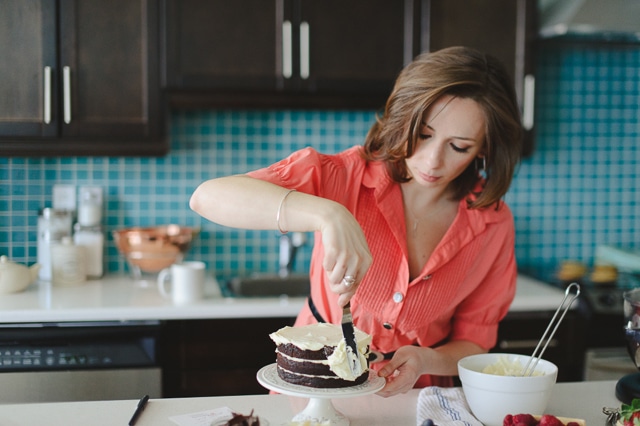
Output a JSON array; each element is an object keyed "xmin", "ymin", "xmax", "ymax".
[{"xmin": 476, "ymin": 156, "xmax": 487, "ymax": 178}]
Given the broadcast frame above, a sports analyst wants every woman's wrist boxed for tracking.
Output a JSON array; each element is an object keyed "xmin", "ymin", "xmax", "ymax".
[{"xmin": 276, "ymin": 189, "xmax": 297, "ymax": 234}]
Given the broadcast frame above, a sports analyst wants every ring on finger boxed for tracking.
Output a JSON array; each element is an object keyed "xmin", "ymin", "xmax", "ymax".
[{"xmin": 342, "ymin": 275, "xmax": 356, "ymax": 288}]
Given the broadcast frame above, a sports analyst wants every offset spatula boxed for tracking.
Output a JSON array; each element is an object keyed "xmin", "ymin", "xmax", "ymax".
[{"xmin": 341, "ymin": 301, "xmax": 363, "ymax": 377}]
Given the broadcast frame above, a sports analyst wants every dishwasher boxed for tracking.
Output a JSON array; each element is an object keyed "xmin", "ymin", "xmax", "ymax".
[{"xmin": 0, "ymin": 320, "xmax": 162, "ymax": 403}]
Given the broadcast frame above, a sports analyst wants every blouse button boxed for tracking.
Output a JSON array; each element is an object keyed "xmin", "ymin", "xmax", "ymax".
[
  {"xmin": 383, "ymin": 322, "xmax": 393, "ymax": 330},
  {"xmin": 392, "ymin": 292, "xmax": 404, "ymax": 303},
  {"xmin": 423, "ymin": 274, "xmax": 432, "ymax": 280}
]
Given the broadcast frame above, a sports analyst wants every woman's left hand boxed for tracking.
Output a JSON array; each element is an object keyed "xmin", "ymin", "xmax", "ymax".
[
  {"xmin": 374, "ymin": 341, "xmax": 486, "ymax": 398},
  {"xmin": 375, "ymin": 345, "xmax": 427, "ymax": 397}
]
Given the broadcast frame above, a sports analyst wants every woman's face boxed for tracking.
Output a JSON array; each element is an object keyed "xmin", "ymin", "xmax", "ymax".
[{"xmin": 405, "ymin": 95, "xmax": 486, "ymax": 189}]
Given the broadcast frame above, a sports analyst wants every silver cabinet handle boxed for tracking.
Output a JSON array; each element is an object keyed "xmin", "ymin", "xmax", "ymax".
[
  {"xmin": 299, "ymin": 21, "xmax": 309, "ymax": 80},
  {"xmin": 282, "ymin": 21, "xmax": 293, "ymax": 79},
  {"xmin": 63, "ymin": 66, "xmax": 71, "ymax": 124},
  {"xmin": 43, "ymin": 66, "xmax": 52, "ymax": 124},
  {"xmin": 523, "ymin": 74, "xmax": 535, "ymax": 131}
]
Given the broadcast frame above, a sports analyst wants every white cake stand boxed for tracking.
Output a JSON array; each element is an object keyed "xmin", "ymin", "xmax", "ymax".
[{"xmin": 257, "ymin": 363, "xmax": 385, "ymax": 426}]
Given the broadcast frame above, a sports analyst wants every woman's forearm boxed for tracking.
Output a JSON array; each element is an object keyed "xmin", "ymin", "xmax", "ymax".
[
  {"xmin": 189, "ymin": 175, "xmax": 337, "ymax": 233},
  {"xmin": 191, "ymin": 174, "xmax": 373, "ymax": 304}
]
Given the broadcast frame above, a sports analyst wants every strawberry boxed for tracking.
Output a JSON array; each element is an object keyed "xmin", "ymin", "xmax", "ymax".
[
  {"xmin": 512, "ymin": 414, "xmax": 537, "ymax": 426},
  {"xmin": 621, "ymin": 399, "xmax": 640, "ymax": 426},
  {"xmin": 621, "ymin": 412, "xmax": 640, "ymax": 426},
  {"xmin": 538, "ymin": 414, "xmax": 565, "ymax": 426}
]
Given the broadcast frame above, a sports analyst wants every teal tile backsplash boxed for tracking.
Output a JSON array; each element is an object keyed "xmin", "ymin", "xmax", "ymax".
[{"xmin": 1, "ymin": 43, "xmax": 639, "ymax": 282}]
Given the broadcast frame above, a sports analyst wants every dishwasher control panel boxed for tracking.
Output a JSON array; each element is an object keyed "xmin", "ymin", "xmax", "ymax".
[
  {"xmin": 0, "ymin": 342, "xmax": 155, "ymax": 372},
  {"xmin": 0, "ymin": 321, "xmax": 160, "ymax": 372}
]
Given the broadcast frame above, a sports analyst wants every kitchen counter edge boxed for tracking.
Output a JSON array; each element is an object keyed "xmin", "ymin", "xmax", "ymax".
[{"xmin": 0, "ymin": 274, "xmax": 568, "ymax": 323}]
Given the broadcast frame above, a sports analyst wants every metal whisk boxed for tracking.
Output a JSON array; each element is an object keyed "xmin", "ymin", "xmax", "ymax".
[{"xmin": 521, "ymin": 282, "xmax": 581, "ymax": 376}]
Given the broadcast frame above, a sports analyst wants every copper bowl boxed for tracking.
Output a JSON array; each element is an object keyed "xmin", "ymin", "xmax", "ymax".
[{"xmin": 113, "ymin": 225, "xmax": 200, "ymax": 273}]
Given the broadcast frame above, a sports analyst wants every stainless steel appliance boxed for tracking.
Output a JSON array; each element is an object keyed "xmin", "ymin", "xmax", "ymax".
[
  {"xmin": 584, "ymin": 347, "xmax": 636, "ymax": 381},
  {"xmin": 0, "ymin": 320, "xmax": 162, "ymax": 403}
]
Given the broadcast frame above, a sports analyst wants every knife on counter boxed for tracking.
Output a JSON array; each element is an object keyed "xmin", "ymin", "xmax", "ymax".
[{"xmin": 341, "ymin": 301, "xmax": 363, "ymax": 377}]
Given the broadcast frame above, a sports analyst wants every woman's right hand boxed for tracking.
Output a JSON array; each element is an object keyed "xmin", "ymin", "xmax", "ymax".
[{"xmin": 319, "ymin": 203, "xmax": 372, "ymax": 307}]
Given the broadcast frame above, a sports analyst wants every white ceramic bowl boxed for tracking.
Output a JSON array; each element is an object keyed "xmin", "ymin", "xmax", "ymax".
[{"xmin": 458, "ymin": 353, "xmax": 558, "ymax": 426}]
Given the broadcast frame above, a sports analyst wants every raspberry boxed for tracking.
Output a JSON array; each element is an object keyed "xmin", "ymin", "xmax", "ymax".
[{"xmin": 503, "ymin": 414, "xmax": 514, "ymax": 426}]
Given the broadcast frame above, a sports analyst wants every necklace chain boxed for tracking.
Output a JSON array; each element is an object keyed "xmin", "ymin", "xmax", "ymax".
[{"xmin": 407, "ymin": 202, "xmax": 448, "ymax": 236}]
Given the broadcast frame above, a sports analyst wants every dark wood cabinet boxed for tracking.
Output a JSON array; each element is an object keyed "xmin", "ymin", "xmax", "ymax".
[
  {"xmin": 494, "ymin": 310, "xmax": 586, "ymax": 382},
  {"xmin": 163, "ymin": 0, "xmax": 280, "ymax": 92},
  {"xmin": 295, "ymin": 0, "xmax": 410, "ymax": 95},
  {"xmin": 0, "ymin": 1, "xmax": 57, "ymax": 139},
  {"xmin": 0, "ymin": 0, "xmax": 166, "ymax": 156},
  {"xmin": 161, "ymin": 317, "xmax": 295, "ymax": 397},
  {"xmin": 164, "ymin": 0, "xmax": 538, "ymax": 155},
  {"xmin": 424, "ymin": 0, "xmax": 538, "ymax": 155},
  {"xmin": 163, "ymin": 0, "xmax": 417, "ymax": 109},
  {"xmin": 159, "ymin": 308, "xmax": 584, "ymax": 396},
  {"xmin": 1, "ymin": 1, "xmax": 538, "ymax": 156}
]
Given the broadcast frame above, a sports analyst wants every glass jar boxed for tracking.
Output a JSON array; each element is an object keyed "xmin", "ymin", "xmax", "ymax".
[{"xmin": 37, "ymin": 208, "xmax": 73, "ymax": 281}]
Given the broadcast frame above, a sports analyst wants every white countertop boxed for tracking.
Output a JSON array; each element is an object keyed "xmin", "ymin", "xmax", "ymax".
[
  {"xmin": 0, "ymin": 274, "xmax": 569, "ymax": 324},
  {"xmin": 0, "ymin": 380, "xmax": 620, "ymax": 425},
  {"xmin": 511, "ymin": 274, "xmax": 578, "ymax": 312}
]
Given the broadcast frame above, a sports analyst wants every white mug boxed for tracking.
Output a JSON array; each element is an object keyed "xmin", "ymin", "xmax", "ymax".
[{"xmin": 157, "ymin": 261, "xmax": 205, "ymax": 305}]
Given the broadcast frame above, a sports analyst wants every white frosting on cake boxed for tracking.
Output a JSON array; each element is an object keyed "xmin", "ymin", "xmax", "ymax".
[
  {"xmin": 270, "ymin": 323, "xmax": 372, "ymax": 381},
  {"xmin": 326, "ymin": 338, "xmax": 368, "ymax": 380}
]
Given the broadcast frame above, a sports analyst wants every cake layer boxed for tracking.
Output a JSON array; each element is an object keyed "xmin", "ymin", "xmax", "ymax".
[
  {"xmin": 276, "ymin": 342, "xmax": 332, "ymax": 361},
  {"xmin": 276, "ymin": 351, "xmax": 334, "ymax": 376},
  {"xmin": 276, "ymin": 364, "xmax": 369, "ymax": 388}
]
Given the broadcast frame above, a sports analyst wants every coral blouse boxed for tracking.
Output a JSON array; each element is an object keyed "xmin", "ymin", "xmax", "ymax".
[{"xmin": 248, "ymin": 146, "xmax": 517, "ymax": 387}]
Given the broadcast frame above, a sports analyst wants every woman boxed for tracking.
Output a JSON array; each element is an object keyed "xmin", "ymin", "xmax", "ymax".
[{"xmin": 190, "ymin": 46, "xmax": 523, "ymax": 397}]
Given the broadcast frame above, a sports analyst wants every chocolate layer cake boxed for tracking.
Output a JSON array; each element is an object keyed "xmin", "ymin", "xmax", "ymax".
[{"xmin": 269, "ymin": 323, "xmax": 372, "ymax": 388}]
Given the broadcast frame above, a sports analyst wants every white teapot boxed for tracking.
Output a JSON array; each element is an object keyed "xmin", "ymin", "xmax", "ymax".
[{"xmin": 0, "ymin": 256, "xmax": 40, "ymax": 294}]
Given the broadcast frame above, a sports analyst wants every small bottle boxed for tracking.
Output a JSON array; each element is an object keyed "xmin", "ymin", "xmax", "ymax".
[
  {"xmin": 52, "ymin": 237, "xmax": 86, "ymax": 286},
  {"xmin": 73, "ymin": 186, "xmax": 104, "ymax": 279}
]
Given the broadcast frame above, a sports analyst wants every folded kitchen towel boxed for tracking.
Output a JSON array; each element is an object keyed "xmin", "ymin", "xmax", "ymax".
[{"xmin": 416, "ymin": 387, "xmax": 483, "ymax": 426}]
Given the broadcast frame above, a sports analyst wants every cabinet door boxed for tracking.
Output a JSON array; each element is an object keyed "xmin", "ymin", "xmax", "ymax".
[
  {"xmin": 58, "ymin": 0, "xmax": 161, "ymax": 139},
  {"xmin": 161, "ymin": 317, "xmax": 296, "ymax": 397},
  {"xmin": 0, "ymin": 0, "xmax": 57, "ymax": 138},
  {"xmin": 164, "ymin": 0, "xmax": 281, "ymax": 90},
  {"xmin": 297, "ymin": 0, "xmax": 412, "ymax": 95},
  {"xmin": 495, "ymin": 310, "xmax": 586, "ymax": 382},
  {"xmin": 426, "ymin": 0, "xmax": 537, "ymax": 155}
]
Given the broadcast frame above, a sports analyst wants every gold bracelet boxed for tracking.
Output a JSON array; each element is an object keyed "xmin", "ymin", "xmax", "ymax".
[{"xmin": 276, "ymin": 189, "xmax": 296, "ymax": 234}]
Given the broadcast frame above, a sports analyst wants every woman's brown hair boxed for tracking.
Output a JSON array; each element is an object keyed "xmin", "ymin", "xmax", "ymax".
[{"xmin": 362, "ymin": 46, "xmax": 523, "ymax": 209}]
